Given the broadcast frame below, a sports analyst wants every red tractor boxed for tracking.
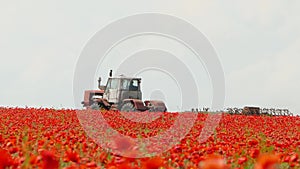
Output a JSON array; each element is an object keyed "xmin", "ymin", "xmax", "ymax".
[{"xmin": 82, "ymin": 71, "xmax": 167, "ymax": 112}]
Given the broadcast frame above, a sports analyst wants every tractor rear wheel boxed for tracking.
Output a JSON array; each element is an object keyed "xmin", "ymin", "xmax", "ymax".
[{"xmin": 120, "ymin": 102, "xmax": 137, "ymax": 112}]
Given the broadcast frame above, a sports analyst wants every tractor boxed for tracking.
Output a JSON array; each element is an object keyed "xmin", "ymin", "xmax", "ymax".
[{"xmin": 81, "ymin": 70, "xmax": 167, "ymax": 112}]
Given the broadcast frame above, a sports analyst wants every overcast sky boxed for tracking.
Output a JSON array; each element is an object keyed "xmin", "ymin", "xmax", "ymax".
[{"xmin": 1, "ymin": 1, "xmax": 299, "ymax": 114}]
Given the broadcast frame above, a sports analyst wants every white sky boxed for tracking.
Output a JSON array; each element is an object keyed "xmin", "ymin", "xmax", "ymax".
[{"xmin": 0, "ymin": 1, "xmax": 299, "ymax": 115}]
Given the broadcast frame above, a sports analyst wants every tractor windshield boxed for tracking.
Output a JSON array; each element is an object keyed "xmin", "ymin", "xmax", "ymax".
[{"xmin": 106, "ymin": 78, "xmax": 119, "ymax": 90}]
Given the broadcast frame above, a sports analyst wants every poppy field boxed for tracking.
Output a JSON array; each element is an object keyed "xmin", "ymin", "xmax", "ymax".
[{"xmin": 0, "ymin": 107, "xmax": 299, "ymax": 169}]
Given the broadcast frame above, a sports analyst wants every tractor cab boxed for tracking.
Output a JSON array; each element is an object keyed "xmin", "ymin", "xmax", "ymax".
[{"xmin": 103, "ymin": 76, "xmax": 142, "ymax": 104}]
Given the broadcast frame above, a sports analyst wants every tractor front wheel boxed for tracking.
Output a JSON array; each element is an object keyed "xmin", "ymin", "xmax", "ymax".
[
  {"xmin": 91, "ymin": 103, "xmax": 100, "ymax": 110},
  {"xmin": 91, "ymin": 102, "xmax": 108, "ymax": 111}
]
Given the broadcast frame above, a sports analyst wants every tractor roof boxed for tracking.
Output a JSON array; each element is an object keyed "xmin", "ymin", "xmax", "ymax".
[{"xmin": 109, "ymin": 75, "xmax": 141, "ymax": 80}]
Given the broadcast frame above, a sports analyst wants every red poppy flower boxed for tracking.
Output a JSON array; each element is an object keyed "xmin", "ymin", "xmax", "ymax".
[
  {"xmin": 199, "ymin": 155, "xmax": 229, "ymax": 169},
  {"xmin": 254, "ymin": 154, "xmax": 279, "ymax": 169},
  {"xmin": 41, "ymin": 150, "xmax": 59, "ymax": 169},
  {"xmin": 66, "ymin": 150, "xmax": 80, "ymax": 163},
  {"xmin": 238, "ymin": 157, "xmax": 247, "ymax": 165},
  {"xmin": 0, "ymin": 149, "xmax": 13, "ymax": 169},
  {"xmin": 142, "ymin": 157, "xmax": 165, "ymax": 169}
]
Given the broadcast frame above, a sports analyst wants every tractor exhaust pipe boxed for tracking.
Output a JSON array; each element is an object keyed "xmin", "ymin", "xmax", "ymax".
[
  {"xmin": 98, "ymin": 77, "xmax": 101, "ymax": 89},
  {"xmin": 109, "ymin": 70, "xmax": 113, "ymax": 77}
]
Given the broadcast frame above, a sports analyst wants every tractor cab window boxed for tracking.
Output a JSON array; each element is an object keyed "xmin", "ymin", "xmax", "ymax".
[
  {"xmin": 121, "ymin": 79, "xmax": 130, "ymax": 90},
  {"xmin": 106, "ymin": 78, "xmax": 119, "ymax": 90},
  {"xmin": 129, "ymin": 79, "xmax": 139, "ymax": 91},
  {"xmin": 121, "ymin": 79, "xmax": 139, "ymax": 91}
]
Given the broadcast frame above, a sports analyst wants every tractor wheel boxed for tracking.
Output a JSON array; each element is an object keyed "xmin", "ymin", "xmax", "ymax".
[
  {"xmin": 91, "ymin": 102, "xmax": 107, "ymax": 111},
  {"xmin": 120, "ymin": 102, "xmax": 137, "ymax": 112},
  {"xmin": 91, "ymin": 103, "xmax": 100, "ymax": 110},
  {"xmin": 148, "ymin": 107, "xmax": 155, "ymax": 112}
]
